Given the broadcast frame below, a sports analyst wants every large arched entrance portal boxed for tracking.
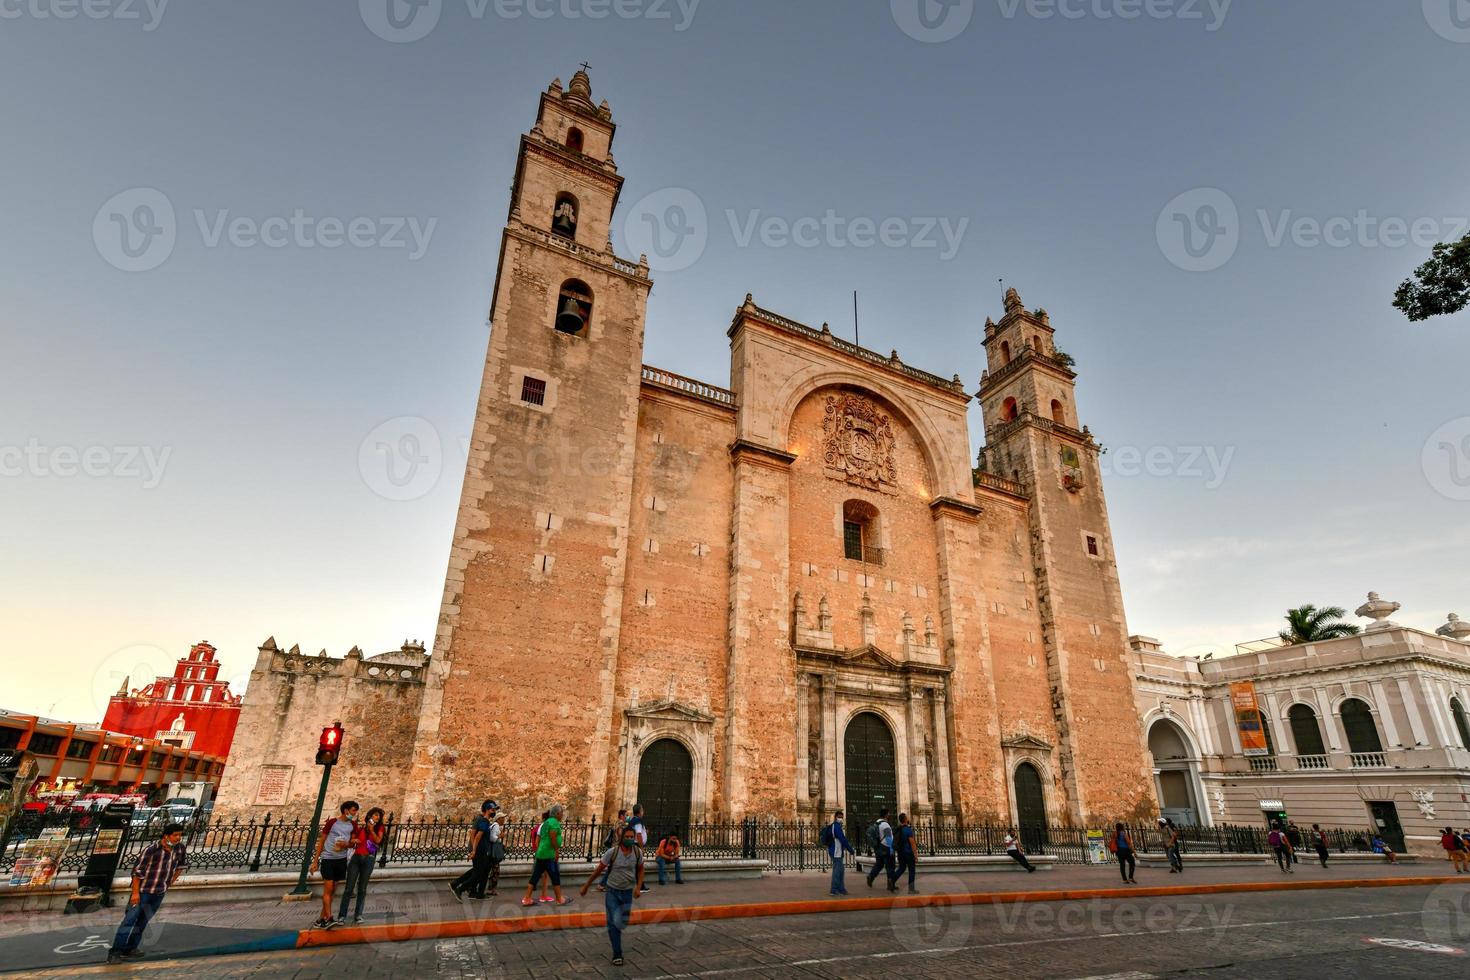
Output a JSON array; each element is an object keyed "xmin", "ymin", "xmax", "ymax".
[
  {"xmin": 1013, "ymin": 762, "xmax": 1048, "ymax": 852},
  {"xmin": 636, "ymin": 738, "xmax": 693, "ymax": 842},
  {"xmin": 843, "ymin": 712, "xmax": 897, "ymax": 850},
  {"xmin": 1147, "ymin": 718, "xmax": 1201, "ymax": 825}
]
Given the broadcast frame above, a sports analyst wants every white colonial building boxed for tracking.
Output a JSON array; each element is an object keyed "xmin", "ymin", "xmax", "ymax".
[{"xmin": 1133, "ymin": 596, "xmax": 1470, "ymax": 853}]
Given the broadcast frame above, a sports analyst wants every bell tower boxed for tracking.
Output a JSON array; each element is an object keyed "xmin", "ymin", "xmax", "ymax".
[
  {"xmin": 405, "ymin": 69, "xmax": 654, "ymax": 818},
  {"xmin": 977, "ymin": 288, "xmax": 1154, "ymax": 824}
]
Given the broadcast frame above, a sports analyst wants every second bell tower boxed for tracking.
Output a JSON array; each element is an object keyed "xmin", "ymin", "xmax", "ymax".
[{"xmin": 405, "ymin": 70, "xmax": 654, "ymax": 818}]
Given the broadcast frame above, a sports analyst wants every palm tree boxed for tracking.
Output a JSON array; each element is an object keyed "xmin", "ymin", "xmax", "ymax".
[{"xmin": 1279, "ymin": 605, "xmax": 1360, "ymax": 645}]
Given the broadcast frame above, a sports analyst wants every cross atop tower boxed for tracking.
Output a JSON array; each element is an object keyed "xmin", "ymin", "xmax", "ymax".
[{"xmin": 579, "ymin": 61, "xmax": 592, "ymax": 73}]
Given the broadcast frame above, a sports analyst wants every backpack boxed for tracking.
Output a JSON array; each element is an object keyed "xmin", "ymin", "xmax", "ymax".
[
  {"xmin": 1106, "ymin": 831, "xmax": 1117, "ymax": 854},
  {"xmin": 819, "ymin": 823, "xmax": 835, "ymax": 849},
  {"xmin": 1268, "ymin": 830, "xmax": 1282, "ymax": 847},
  {"xmin": 865, "ymin": 821, "xmax": 882, "ymax": 852}
]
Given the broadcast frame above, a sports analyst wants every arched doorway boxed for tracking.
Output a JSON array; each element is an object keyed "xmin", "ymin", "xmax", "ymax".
[
  {"xmin": 636, "ymin": 738, "xmax": 693, "ymax": 842},
  {"xmin": 843, "ymin": 712, "xmax": 897, "ymax": 851},
  {"xmin": 1147, "ymin": 718, "xmax": 1201, "ymax": 825},
  {"xmin": 1013, "ymin": 762, "xmax": 1047, "ymax": 852}
]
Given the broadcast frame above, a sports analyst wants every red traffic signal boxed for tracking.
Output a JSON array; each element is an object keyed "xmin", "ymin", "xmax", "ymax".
[{"xmin": 315, "ymin": 723, "xmax": 345, "ymax": 766}]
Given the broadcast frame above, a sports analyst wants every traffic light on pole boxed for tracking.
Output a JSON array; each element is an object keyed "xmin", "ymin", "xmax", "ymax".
[{"xmin": 315, "ymin": 722, "xmax": 344, "ymax": 766}]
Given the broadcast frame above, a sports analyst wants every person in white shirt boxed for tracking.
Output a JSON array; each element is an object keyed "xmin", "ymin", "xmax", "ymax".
[{"xmin": 1004, "ymin": 829, "xmax": 1036, "ymax": 872}]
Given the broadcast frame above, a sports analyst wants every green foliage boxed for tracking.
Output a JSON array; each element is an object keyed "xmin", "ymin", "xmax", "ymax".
[
  {"xmin": 1279, "ymin": 605, "xmax": 1360, "ymax": 645},
  {"xmin": 1394, "ymin": 232, "xmax": 1470, "ymax": 322}
]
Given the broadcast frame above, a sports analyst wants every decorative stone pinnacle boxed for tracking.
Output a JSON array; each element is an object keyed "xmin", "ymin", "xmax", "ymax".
[
  {"xmin": 1355, "ymin": 592, "xmax": 1402, "ymax": 632},
  {"xmin": 1438, "ymin": 613, "xmax": 1470, "ymax": 641}
]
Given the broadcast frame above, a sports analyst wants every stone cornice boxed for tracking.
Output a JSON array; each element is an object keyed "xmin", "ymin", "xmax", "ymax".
[
  {"xmin": 522, "ymin": 135, "xmax": 623, "ymax": 189},
  {"xmin": 729, "ymin": 439, "xmax": 797, "ymax": 468},
  {"xmin": 930, "ymin": 496, "xmax": 983, "ymax": 522}
]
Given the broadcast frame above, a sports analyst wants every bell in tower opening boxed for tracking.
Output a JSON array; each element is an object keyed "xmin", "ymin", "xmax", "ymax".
[
  {"xmin": 555, "ymin": 278, "xmax": 593, "ymax": 335},
  {"xmin": 552, "ymin": 193, "xmax": 578, "ymax": 240}
]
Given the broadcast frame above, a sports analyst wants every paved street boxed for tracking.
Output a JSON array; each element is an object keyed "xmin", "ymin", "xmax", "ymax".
[{"xmin": 8, "ymin": 881, "xmax": 1469, "ymax": 979}]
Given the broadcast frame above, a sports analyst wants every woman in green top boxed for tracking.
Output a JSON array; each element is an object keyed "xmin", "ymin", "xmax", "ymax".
[{"xmin": 521, "ymin": 804, "xmax": 572, "ymax": 907}]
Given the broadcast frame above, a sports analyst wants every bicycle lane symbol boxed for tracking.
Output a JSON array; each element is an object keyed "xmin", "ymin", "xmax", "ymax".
[{"xmin": 54, "ymin": 934, "xmax": 110, "ymax": 955}]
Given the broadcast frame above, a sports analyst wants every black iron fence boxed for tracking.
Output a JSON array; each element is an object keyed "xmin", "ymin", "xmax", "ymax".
[{"xmin": 0, "ymin": 813, "xmax": 1382, "ymax": 880}]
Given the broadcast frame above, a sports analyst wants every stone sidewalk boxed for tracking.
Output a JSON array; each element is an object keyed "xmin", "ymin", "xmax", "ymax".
[{"xmin": 0, "ymin": 855, "xmax": 1455, "ymax": 974}]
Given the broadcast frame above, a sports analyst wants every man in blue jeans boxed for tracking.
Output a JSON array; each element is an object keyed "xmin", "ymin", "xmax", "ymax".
[
  {"xmin": 581, "ymin": 824, "xmax": 646, "ymax": 967},
  {"xmin": 107, "ymin": 824, "xmax": 189, "ymax": 964},
  {"xmin": 825, "ymin": 809, "xmax": 855, "ymax": 895}
]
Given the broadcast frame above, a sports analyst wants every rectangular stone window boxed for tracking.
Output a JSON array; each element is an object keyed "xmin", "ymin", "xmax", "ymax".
[
  {"xmin": 1086, "ymin": 535, "xmax": 1099, "ymax": 556},
  {"xmin": 520, "ymin": 376, "xmax": 547, "ymax": 406}
]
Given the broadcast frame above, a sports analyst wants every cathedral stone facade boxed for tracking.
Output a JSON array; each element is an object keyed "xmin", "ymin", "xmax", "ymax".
[{"xmin": 392, "ymin": 69, "xmax": 1156, "ymax": 830}]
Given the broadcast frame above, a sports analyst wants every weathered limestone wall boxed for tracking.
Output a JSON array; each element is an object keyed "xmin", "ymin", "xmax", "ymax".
[{"xmin": 213, "ymin": 641, "xmax": 427, "ymax": 821}]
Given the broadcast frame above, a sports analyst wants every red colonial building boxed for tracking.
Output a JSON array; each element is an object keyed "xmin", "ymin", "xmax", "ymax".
[{"xmin": 102, "ymin": 642, "xmax": 243, "ymax": 759}]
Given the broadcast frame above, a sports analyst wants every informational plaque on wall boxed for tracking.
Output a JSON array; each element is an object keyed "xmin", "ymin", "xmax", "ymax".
[{"xmin": 255, "ymin": 765, "xmax": 293, "ymax": 806}]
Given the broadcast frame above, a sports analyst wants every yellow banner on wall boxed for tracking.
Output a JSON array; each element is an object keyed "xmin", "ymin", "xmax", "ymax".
[{"xmin": 1231, "ymin": 681, "xmax": 1269, "ymax": 756}]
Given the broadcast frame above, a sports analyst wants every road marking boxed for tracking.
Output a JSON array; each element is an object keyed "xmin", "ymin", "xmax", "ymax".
[
  {"xmin": 1365, "ymin": 937, "xmax": 1464, "ymax": 955},
  {"xmin": 638, "ymin": 909, "xmax": 1425, "ymax": 979},
  {"xmin": 1069, "ymin": 974, "xmax": 1157, "ymax": 980}
]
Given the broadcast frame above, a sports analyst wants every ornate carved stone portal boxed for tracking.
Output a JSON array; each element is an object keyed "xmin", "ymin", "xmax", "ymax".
[{"xmin": 823, "ymin": 393, "xmax": 898, "ymax": 493}]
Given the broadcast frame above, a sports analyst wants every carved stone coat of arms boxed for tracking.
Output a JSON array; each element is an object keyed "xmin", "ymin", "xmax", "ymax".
[{"xmin": 823, "ymin": 393, "xmax": 898, "ymax": 492}]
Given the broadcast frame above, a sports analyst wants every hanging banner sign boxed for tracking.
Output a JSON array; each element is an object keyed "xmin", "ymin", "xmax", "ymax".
[{"xmin": 1231, "ymin": 682, "xmax": 1269, "ymax": 756}]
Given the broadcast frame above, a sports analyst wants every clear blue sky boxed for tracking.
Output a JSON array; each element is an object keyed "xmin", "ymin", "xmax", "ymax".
[{"xmin": 3, "ymin": 0, "xmax": 1468, "ymax": 721}]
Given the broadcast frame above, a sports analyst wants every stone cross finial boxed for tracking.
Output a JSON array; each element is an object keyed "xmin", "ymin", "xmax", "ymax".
[{"xmin": 1355, "ymin": 592, "xmax": 1401, "ymax": 632}]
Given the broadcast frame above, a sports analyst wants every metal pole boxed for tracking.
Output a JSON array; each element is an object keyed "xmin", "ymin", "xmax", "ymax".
[{"xmin": 289, "ymin": 763, "xmax": 333, "ymax": 896}]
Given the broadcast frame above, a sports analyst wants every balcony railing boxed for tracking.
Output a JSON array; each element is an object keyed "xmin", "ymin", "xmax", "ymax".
[
  {"xmin": 1350, "ymin": 752, "xmax": 1387, "ymax": 769},
  {"xmin": 1248, "ymin": 756, "xmax": 1278, "ymax": 772},
  {"xmin": 1295, "ymin": 754, "xmax": 1330, "ymax": 770},
  {"xmin": 640, "ymin": 365, "xmax": 736, "ymax": 408}
]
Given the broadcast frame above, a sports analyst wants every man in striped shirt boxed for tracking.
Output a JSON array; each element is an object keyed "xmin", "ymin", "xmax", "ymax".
[{"xmin": 107, "ymin": 824, "xmax": 189, "ymax": 964}]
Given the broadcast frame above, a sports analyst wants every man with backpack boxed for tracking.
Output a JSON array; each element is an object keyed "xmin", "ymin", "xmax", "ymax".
[
  {"xmin": 865, "ymin": 809, "xmax": 895, "ymax": 889},
  {"xmin": 1268, "ymin": 821, "xmax": 1293, "ymax": 873},
  {"xmin": 450, "ymin": 799, "xmax": 502, "ymax": 900},
  {"xmin": 821, "ymin": 808, "xmax": 856, "ymax": 896},
  {"xmin": 1440, "ymin": 826, "xmax": 1468, "ymax": 873},
  {"xmin": 581, "ymin": 822, "xmax": 646, "ymax": 967},
  {"xmin": 1310, "ymin": 823, "xmax": 1331, "ymax": 868}
]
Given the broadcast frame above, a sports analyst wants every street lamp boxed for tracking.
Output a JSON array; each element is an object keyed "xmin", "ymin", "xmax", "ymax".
[{"xmin": 289, "ymin": 722, "xmax": 345, "ymax": 898}]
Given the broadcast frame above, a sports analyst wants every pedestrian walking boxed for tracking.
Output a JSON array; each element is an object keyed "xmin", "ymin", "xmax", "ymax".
[
  {"xmin": 655, "ymin": 830, "xmax": 684, "ymax": 885},
  {"xmin": 1158, "ymin": 822, "xmax": 1181, "ymax": 875},
  {"xmin": 522, "ymin": 804, "xmax": 572, "ymax": 907},
  {"xmin": 105, "ymin": 823, "xmax": 189, "ymax": 964},
  {"xmin": 451, "ymin": 800, "xmax": 502, "ymax": 900},
  {"xmin": 1003, "ymin": 829, "xmax": 1036, "ymax": 872},
  {"xmin": 339, "ymin": 807, "xmax": 385, "ymax": 923},
  {"xmin": 1286, "ymin": 822, "xmax": 1303, "ymax": 865},
  {"xmin": 822, "ymin": 809, "xmax": 856, "ymax": 895},
  {"xmin": 629, "ymin": 804, "xmax": 649, "ymax": 847},
  {"xmin": 1441, "ymin": 827, "xmax": 1468, "ymax": 873},
  {"xmin": 598, "ymin": 809, "xmax": 628, "ymax": 892},
  {"xmin": 1268, "ymin": 821, "xmax": 1293, "ymax": 873},
  {"xmin": 1108, "ymin": 823, "xmax": 1136, "ymax": 883},
  {"xmin": 888, "ymin": 812, "xmax": 918, "ymax": 893},
  {"xmin": 310, "ymin": 800, "xmax": 359, "ymax": 929},
  {"xmin": 531, "ymin": 811, "xmax": 554, "ymax": 902},
  {"xmin": 580, "ymin": 822, "xmax": 645, "ymax": 967},
  {"xmin": 1311, "ymin": 823, "xmax": 1331, "ymax": 868},
  {"xmin": 865, "ymin": 809, "xmax": 896, "ymax": 888}
]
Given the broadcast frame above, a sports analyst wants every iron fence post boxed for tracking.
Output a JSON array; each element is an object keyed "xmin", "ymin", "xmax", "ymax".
[
  {"xmin": 249, "ymin": 813, "xmax": 271, "ymax": 872},
  {"xmin": 587, "ymin": 817, "xmax": 597, "ymax": 862},
  {"xmin": 380, "ymin": 813, "xmax": 396, "ymax": 868}
]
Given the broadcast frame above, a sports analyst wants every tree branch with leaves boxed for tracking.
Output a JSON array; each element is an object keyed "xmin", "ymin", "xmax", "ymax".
[{"xmin": 1394, "ymin": 231, "xmax": 1470, "ymax": 322}]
